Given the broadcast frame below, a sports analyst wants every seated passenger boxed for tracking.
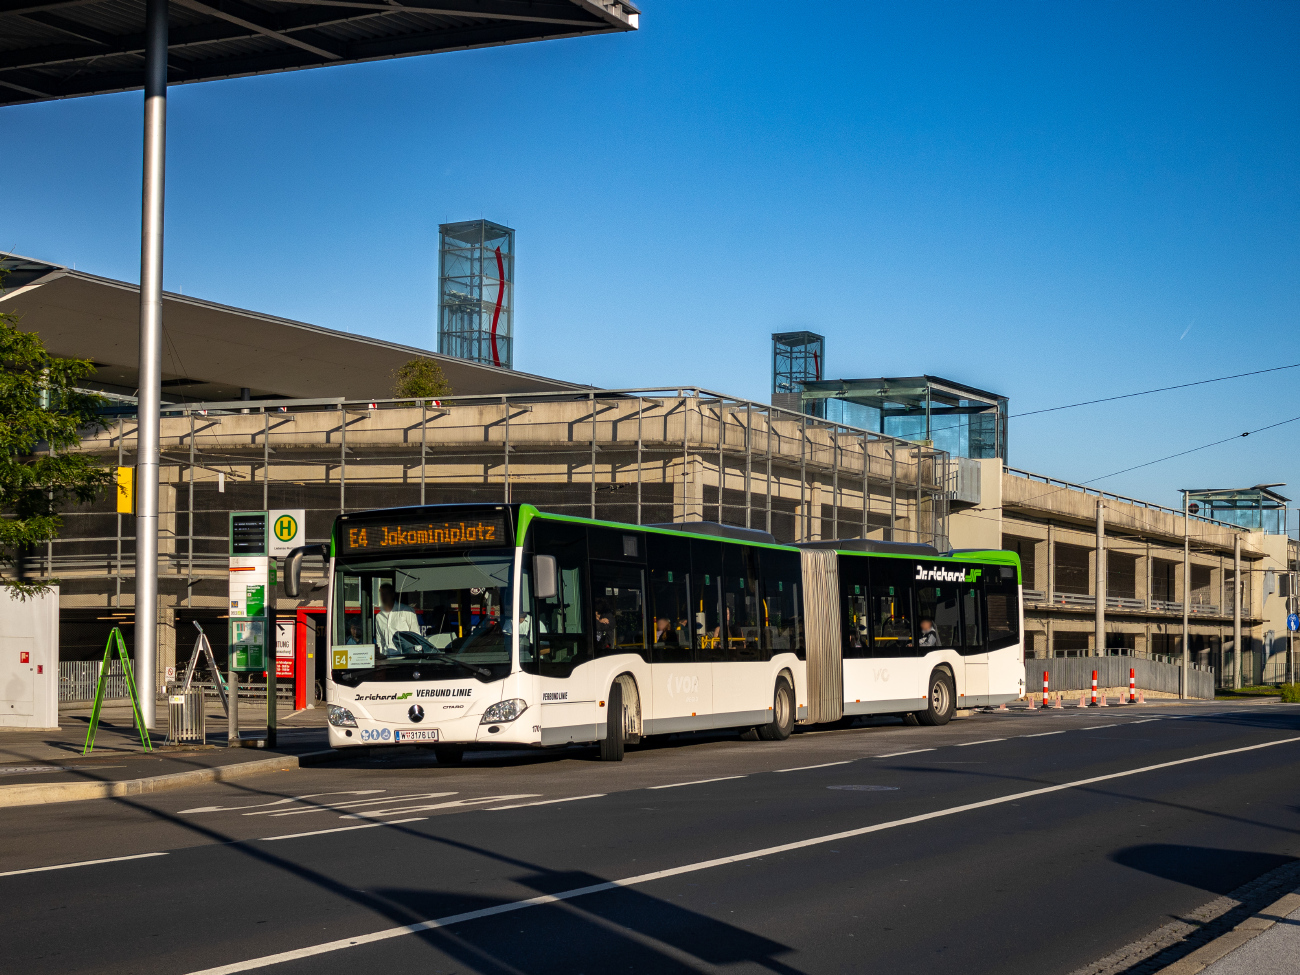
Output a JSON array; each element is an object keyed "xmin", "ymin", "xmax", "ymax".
[
  {"xmin": 654, "ymin": 616, "xmax": 679, "ymax": 646},
  {"xmin": 918, "ymin": 617, "xmax": 939, "ymax": 648},
  {"xmin": 594, "ymin": 600, "xmax": 615, "ymax": 650}
]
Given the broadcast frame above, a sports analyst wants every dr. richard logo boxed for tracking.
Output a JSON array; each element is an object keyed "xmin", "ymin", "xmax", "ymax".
[
  {"xmin": 914, "ymin": 564, "xmax": 980, "ymax": 583},
  {"xmin": 355, "ymin": 691, "xmax": 413, "ymax": 702}
]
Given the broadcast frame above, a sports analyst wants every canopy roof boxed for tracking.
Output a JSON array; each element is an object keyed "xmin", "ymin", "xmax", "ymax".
[
  {"xmin": 0, "ymin": 254, "xmax": 586, "ymax": 401},
  {"xmin": 0, "ymin": 0, "xmax": 637, "ymax": 106}
]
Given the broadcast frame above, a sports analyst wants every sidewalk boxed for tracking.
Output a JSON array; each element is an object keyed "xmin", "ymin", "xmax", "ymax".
[
  {"xmin": 0, "ymin": 699, "xmax": 334, "ymax": 807},
  {"xmin": 1163, "ymin": 888, "xmax": 1300, "ymax": 975}
]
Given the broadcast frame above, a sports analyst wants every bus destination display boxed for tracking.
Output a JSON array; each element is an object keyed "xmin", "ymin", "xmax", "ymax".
[{"xmin": 341, "ymin": 515, "xmax": 507, "ymax": 553}]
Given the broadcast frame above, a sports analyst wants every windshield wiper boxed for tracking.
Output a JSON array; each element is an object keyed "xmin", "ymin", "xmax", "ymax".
[{"xmin": 391, "ymin": 631, "xmax": 493, "ymax": 678}]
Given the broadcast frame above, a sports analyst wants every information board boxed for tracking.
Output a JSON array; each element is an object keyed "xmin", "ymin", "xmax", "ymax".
[{"xmin": 230, "ymin": 512, "xmax": 268, "ymax": 556}]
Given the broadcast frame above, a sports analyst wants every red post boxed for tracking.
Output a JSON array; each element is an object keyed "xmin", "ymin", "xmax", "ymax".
[
  {"xmin": 1043, "ymin": 670, "xmax": 1050, "ymax": 708},
  {"xmin": 1091, "ymin": 670, "xmax": 1098, "ymax": 707},
  {"xmin": 1129, "ymin": 667, "xmax": 1136, "ymax": 704}
]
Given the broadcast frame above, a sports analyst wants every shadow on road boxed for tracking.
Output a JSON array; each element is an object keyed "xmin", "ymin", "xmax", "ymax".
[{"xmin": 1111, "ymin": 843, "xmax": 1297, "ymax": 896}]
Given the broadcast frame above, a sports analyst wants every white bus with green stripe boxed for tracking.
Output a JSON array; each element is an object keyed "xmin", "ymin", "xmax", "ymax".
[{"xmin": 284, "ymin": 503, "xmax": 1023, "ymax": 762}]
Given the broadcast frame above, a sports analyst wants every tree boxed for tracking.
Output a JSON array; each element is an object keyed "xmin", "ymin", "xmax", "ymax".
[
  {"xmin": 0, "ymin": 293, "xmax": 109, "ymax": 599},
  {"xmin": 393, "ymin": 357, "xmax": 453, "ymax": 399}
]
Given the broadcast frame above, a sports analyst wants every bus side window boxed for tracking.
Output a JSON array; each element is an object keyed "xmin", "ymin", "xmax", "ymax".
[
  {"xmin": 961, "ymin": 584, "xmax": 984, "ymax": 653},
  {"xmin": 869, "ymin": 560, "xmax": 916, "ymax": 657},
  {"xmin": 648, "ymin": 533, "xmax": 693, "ymax": 665},
  {"xmin": 760, "ymin": 548, "xmax": 804, "ymax": 659},
  {"xmin": 533, "ymin": 520, "xmax": 593, "ymax": 679},
  {"xmin": 723, "ymin": 543, "xmax": 762, "ymax": 661},
  {"xmin": 590, "ymin": 562, "xmax": 647, "ymax": 661},
  {"xmin": 985, "ymin": 565, "xmax": 1020, "ymax": 651},
  {"xmin": 691, "ymin": 539, "xmax": 725, "ymax": 663},
  {"xmin": 838, "ymin": 554, "xmax": 871, "ymax": 660}
]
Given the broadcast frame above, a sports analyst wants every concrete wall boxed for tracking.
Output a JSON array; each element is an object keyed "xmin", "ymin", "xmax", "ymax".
[{"xmin": 1037, "ymin": 656, "xmax": 1213, "ymax": 700}]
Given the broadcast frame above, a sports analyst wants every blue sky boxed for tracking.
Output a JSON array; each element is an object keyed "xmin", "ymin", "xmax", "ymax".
[{"xmin": 5, "ymin": 1, "xmax": 1299, "ymax": 518}]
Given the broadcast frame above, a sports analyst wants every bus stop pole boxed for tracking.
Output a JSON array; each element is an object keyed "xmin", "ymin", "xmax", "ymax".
[{"xmin": 134, "ymin": 0, "xmax": 167, "ymax": 729}]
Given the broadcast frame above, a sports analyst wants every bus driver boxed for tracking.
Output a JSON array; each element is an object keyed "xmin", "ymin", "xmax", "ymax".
[{"xmin": 375, "ymin": 582, "xmax": 421, "ymax": 653}]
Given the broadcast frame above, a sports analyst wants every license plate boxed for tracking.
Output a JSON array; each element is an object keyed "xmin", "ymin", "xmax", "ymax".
[{"xmin": 393, "ymin": 729, "xmax": 439, "ymax": 742}]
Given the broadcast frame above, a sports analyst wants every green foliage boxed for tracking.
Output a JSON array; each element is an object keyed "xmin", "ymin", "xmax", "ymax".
[
  {"xmin": 392, "ymin": 357, "xmax": 453, "ymax": 400},
  {"xmin": 1281, "ymin": 683, "xmax": 1300, "ymax": 704},
  {"xmin": 1, "ymin": 297, "xmax": 109, "ymax": 599}
]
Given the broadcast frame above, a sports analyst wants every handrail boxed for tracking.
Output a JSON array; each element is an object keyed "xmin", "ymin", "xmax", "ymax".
[{"xmin": 1003, "ymin": 465, "xmax": 1241, "ymax": 531}]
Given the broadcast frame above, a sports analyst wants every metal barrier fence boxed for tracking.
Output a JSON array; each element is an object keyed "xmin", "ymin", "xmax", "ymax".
[
  {"xmin": 1038, "ymin": 657, "xmax": 1214, "ymax": 700},
  {"xmin": 59, "ymin": 660, "xmax": 128, "ymax": 703}
]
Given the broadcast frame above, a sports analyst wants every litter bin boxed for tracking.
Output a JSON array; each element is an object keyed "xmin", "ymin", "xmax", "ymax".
[{"xmin": 167, "ymin": 686, "xmax": 206, "ymax": 744}]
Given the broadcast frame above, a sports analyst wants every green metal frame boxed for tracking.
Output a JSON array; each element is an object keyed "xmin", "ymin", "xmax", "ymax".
[{"xmin": 83, "ymin": 626, "xmax": 153, "ymax": 756}]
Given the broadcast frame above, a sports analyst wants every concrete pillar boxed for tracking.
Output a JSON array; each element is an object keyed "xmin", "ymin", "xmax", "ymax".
[
  {"xmin": 1233, "ymin": 533, "xmax": 1242, "ymax": 689},
  {"xmin": 1095, "ymin": 501, "xmax": 1105, "ymax": 657},
  {"xmin": 1046, "ymin": 524, "xmax": 1055, "ymax": 602}
]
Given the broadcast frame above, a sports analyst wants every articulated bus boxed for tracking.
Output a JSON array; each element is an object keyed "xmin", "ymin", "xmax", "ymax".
[{"xmin": 285, "ymin": 503, "xmax": 1024, "ymax": 762}]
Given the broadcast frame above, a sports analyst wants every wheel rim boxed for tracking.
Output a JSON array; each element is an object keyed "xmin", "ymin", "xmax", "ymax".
[
  {"xmin": 776, "ymin": 685, "xmax": 790, "ymax": 727},
  {"xmin": 931, "ymin": 678, "xmax": 949, "ymax": 715}
]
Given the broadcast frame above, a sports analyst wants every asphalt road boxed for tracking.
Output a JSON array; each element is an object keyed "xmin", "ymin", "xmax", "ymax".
[{"xmin": 2, "ymin": 702, "xmax": 1299, "ymax": 975}]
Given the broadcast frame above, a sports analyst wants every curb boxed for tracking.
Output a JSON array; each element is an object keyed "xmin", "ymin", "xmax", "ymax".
[
  {"xmin": 0, "ymin": 748, "xmax": 347, "ymax": 809},
  {"xmin": 1156, "ymin": 889, "xmax": 1300, "ymax": 974}
]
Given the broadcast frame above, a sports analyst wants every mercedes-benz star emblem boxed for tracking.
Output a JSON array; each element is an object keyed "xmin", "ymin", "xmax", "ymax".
[{"xmin": 408, "ymin": 704, "xmax": 425, "ymax": 723}]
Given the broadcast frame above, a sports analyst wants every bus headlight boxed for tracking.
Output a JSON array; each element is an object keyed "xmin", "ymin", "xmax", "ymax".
[
  {"xmin": 480, "ymin": 699, "xmax": 527, "ymax": 724},
  {"xmin": 327, "ymin": 705, "xmax": 358, "ymax": 728}
]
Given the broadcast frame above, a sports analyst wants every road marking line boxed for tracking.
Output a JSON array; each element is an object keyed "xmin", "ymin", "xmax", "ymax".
[
  {"xmin": 1080, "ymin": 724, "xmax": 1118, "ymax": 730},
  {"xmin": 1130, "ymin": 719, "xmax": 1161, "ymax": 724},
  {"xmin": 257, "ymin": 793, "xmax": 457, "ymax": 817},
  {"xmin": 875, "ymin": 749, "xmax": 935, "ymax": 757},
  {"xmin": 775, "ymin": 761, "xmax": 853, "ymax": 772},
  {"xmin": 488, "ymin": 794, "xmax": 606, "ymax": 811},
  {"xmin": 259, "ymin": 817, "xmax": 427, "ymax": 842},
  {"xmin": 956, "ymin": 739, "xmax": 1005, "ymax": 747},
  {"xmin": 0, "ymin": 852, "xmax": 168, "ymax": 878},
  {"xmin": 1022, "ymin": 731, "xmax": 1065, "ymax": 737},
  {"xmin": 339, "ymin": 795, "xmax": 540, "ymax": 818},
  {"xmin": 185, "ymin": 733, "xmax": 1300, "ymax": 975},
  {"xmin": 649, "ymin": 776, "xmax": 745, "ymax": 790}
]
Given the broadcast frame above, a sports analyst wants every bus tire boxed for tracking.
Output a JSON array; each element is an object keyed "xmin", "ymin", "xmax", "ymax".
[
  {"xmin": 915, "ymin": 670, "xmax": 955, "ymax": 726},
  {"xmin": 757, "ymin": 676, "xmax": 795, "ymax": 741},
  {"xmin": 434, "ymin": 745, "xmax": 464, "ymax": 765},
  {"xmin": 599, "ymin": 681, "xmax": 625, "ymax": 762}
]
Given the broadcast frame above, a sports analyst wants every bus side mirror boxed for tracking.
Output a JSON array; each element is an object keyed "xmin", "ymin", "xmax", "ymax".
[
  {"xmin": 533, "ymin": 554, "xmax": 558, "ymax": 600},
  {"xmin": 285, "ymin": 544, "xmax": 330, "ymax": 598}
]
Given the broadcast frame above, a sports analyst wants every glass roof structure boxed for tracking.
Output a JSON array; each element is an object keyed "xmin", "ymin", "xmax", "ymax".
[
  {"xmin": 1183, "ymin": 485, "xmax": 1290, "ymax": 536},
  {"xmin": 800, "ymin": 375, "xmax": 1009, "ymax": 462}
]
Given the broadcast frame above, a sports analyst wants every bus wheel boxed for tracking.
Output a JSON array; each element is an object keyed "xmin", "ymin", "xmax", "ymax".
[
  {"xmin": 915, "ymin": 671, "xmax": 955, "ymax": 727},
  {"xmin": 599, "ymin": 681, "xmax": 625, "ymax": 762},
  {"xmin": 757, "ymin": 677, "xmax": 795, "ymax": 741},
  {"xmin": 434, "ymin": 745, "xmax": 464, "ymax": 765}
]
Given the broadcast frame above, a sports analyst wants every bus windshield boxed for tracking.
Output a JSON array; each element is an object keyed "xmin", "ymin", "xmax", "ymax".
[{"xmin": 332, "ymin": 553, "xmax": 514, "ymax": 685}]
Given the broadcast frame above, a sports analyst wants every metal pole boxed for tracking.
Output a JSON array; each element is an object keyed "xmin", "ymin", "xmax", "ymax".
[
  {"xmin": 1095, "ymin": 500, "xmax": 1105, "ymax": 658},
  {"xmin": 1233, "ymin": 532, "xmax": 1242, "ymax": 689},
  {"xmin": 1181, "ymin": 492, "xmax": 1190, "ymax": 698},
  {"xmin": 116, "ymin": 418, "xmax": 124, "ymax": 608},
  {"xmin": 765, "ymin": 408, "xmax": 772, "ymax": 534},
  {"xmin": 799, "ymin": 414, "xmax": 806, "ymax": 542},
  {"xmin": 187, "ymin": 411, "xmax": 194, "ymax": 607},
  {"xmin": 503, "ymin": 397, "xmax": 509, "ymax": 503},
  {"xmin": 420, "ymin": 400, "xmax": 426, "ymax": 506},
  {"xmin": 861, "ymin": 436, "xmax": 869, "ymax": 539},
  {"xmin": 717, "ymin": 404, "xmax": 724, "ymax": 524},
  {"xmin": 831, "ymin": 427, "xmax": 839, "ymax": 541},
  {"xmin": 744, "ymin": 403, "xmax": 751, "ymax": 529},
  {"xmin": 339, "ymin": 405, "xmax": 346, "ymax": 513},
  {"xmin": 134, "ymin": 0, "xmax": 168, "ymax": 729},
  {"xmin": 636, "ymin": 397, "xmax": 643, "ymax": 526},
  {"xmin": 590, "ymin": 392, "xmax": 597, "ymax": 519},
  {"xmin": 889, "ymin": 447, "xmax": 897, "ymax": 542},
  {"xmin": 682, "ymin": 393, "xmax": 689, "ymax": 523},
  {"xmin": 262, "ymin": 409, "xmax": 269, "ymax": 510}
]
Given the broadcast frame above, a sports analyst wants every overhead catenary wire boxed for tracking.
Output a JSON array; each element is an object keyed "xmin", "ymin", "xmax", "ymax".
[{"xmin": 899, "ymin": 360, "xmax": 1300, "ymax": 439}]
